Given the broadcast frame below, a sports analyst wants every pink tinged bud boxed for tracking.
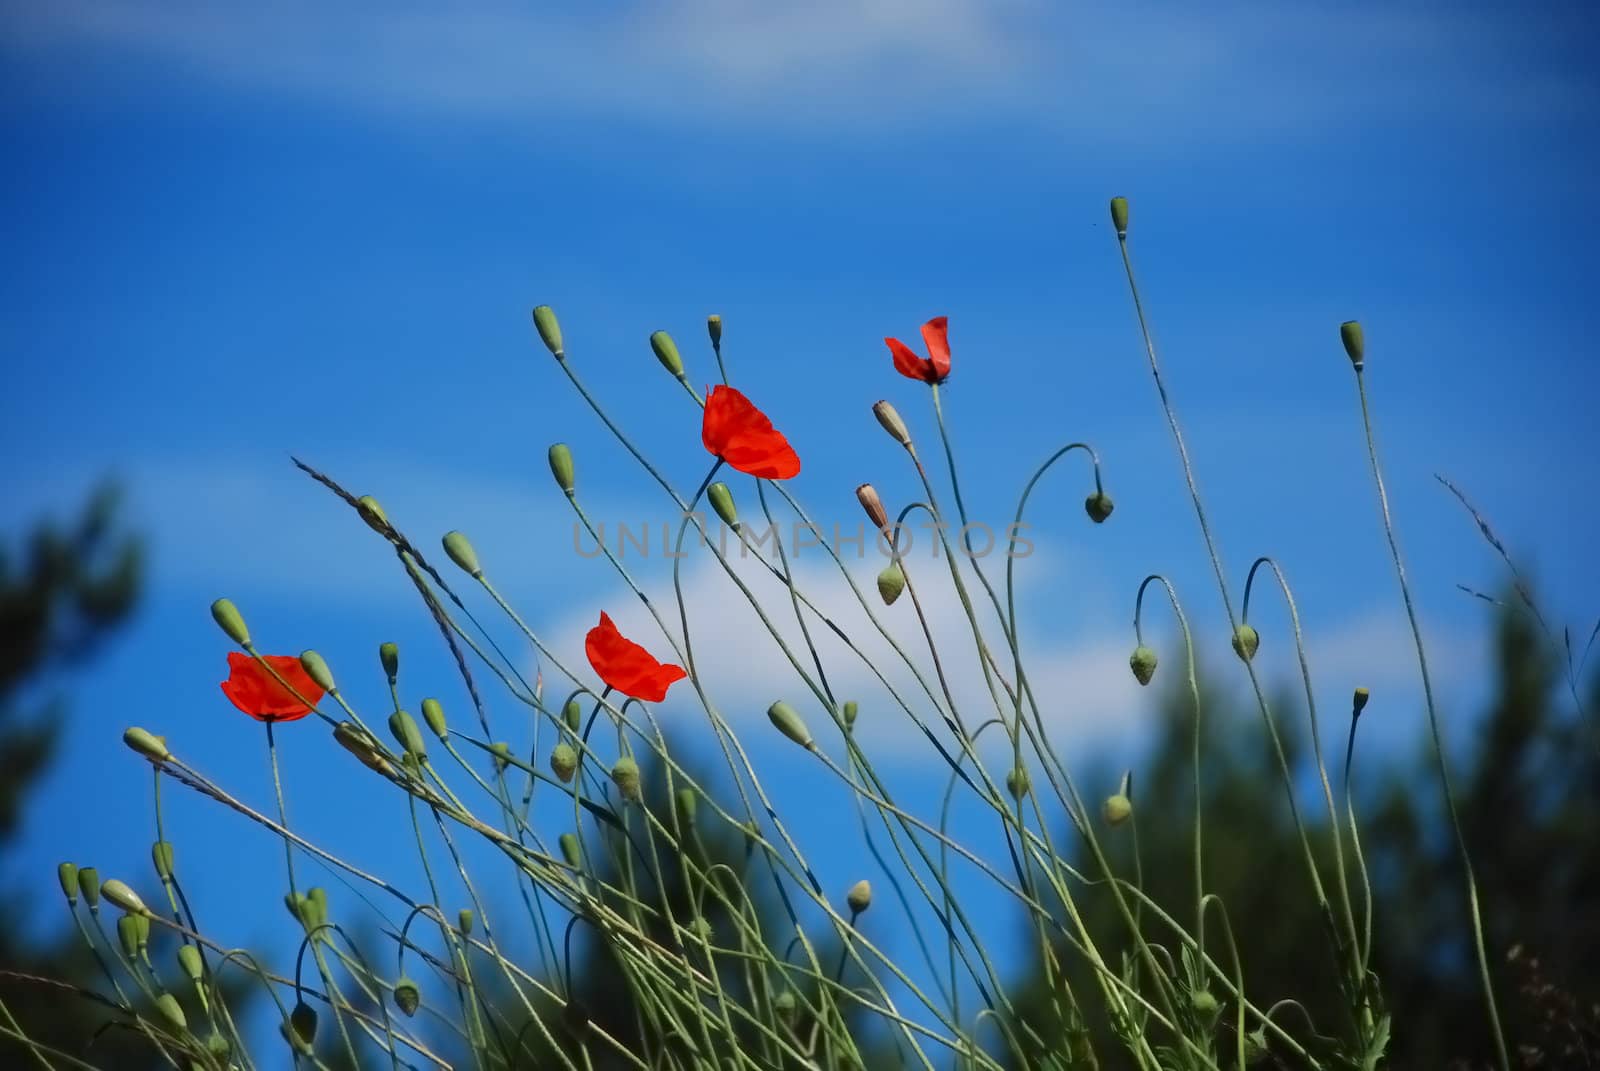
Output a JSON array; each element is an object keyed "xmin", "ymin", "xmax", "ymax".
[
  {"xmin": 855, "ymin": 484, "xmax": 889, "ymax": 531},
  {"xmin": 872, "ymin": 400, "xmax": 912, "ymax": 448},
  {"xmin": 1340, "ymin": 321, "xmax": 1365, "ymax": 370},
  {"xmin": 210, "ymin": 598, "xmax": 249, "ymax": 647},
  {"xmin": 442, "ymin": 531, "xmax": 483, "ymax": 578},
  {"xmin": 532, "ymin": 306, "xmax": 564, "ymax": 358},
  {"xmin": 766, "ymin": 701, "xmax": 814, "ymax": 750}
]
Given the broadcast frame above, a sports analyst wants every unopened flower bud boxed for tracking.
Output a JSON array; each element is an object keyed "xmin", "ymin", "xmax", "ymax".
[
  {"xmin": 611, "ymin": 756, "xmax": 641, "ymax": 802},
  {"xmin": 299, "ymin": 650, "xmax": 336, "ymax": 693},
  {"xmin": 458, "ymin": 909, "xmax": 474, "ymax": 936},
  {"xmin": 1102, "ymin": 793, "xmax": 1133, "ymax": 825},
  {"xmin": 1110, "ymin": 196, "xmax": 1129, "ymax": 238},
  {"xmin": 766, "ymin": 701, "xmax": 814, "ymax": 750},
  {"xmin": 205, "ymin": 1031, "xmax": 231, "ymax": 1061},
  {"xmin": 123, "ymin": 727, "xmax": 170, "ymax": 764},
  {"xmin": 1231, "ymin": 624, "xmax": 1259, "ymax": 663},
  {"xmin": 872, "ymin": 400, "xmax": 912, "ymax": 448},
  {"xmin": 674, "ymin": 786, "xmax": 697, "ymax": 825},
  {"xmin": 563, "ymin": 697, "xmax": 583, "ymax": 733},
  {"xmin": 707, "ymin": 315, "xmax": 723, "ymax": 347},
  {"xmin": 101, "ymin": 879, "xmax": 148, "ymax": 916},
  {"xmin": 284, "ymin": 892, "xmax": 308, "ymax": 927},
  {"xmin": 1129, "ymin": 646, "xmax": 1158, "ymax": 686},
  {"xmin": 155, "ymin": 993, "xmax": 187, "ymax": 1031},
  {"xmin": 177, "ymin": 944, "xmax": 204, "ymax": 985},
  {"xmin": 707, "ymin": 482, "xmax": 738, "ymax": 530},
  {"xmin": 305, "ymin": 887, "xmax": 327, "ymax": 930},
  {"xmin": 877, "ymin": 561, "xmax": 906, "ymax": 605},
  {"xmin": 393, "ymin": 976, "xmax": 421, "ymax": 1017},
  {"xmin": 151, "ymin": 841, "xmax": 174, "ymax": 882},
  {"xmin": 650, "ymin": 330, "xmax": 685, "ymax": 379},
  {"xmin": 442, "ymin": 531, "xmax": 483, "ymax": 578},
  {"xmin": 1006, "ymin": 765, "xmax": 1031, "ymax": 799},
  {"xmin": 210, "ymin": 598, "xmax": 249, "ymax": 647},
  {"xmin": 79, "ymin": 867, "xmax": 100, "ymax": 910},
  {"xmin": 421, "ymin": 697, "xmax": 447, "ymax": 740},
  {"xmin": 550, "ymin": 743, "xmax": 578, "ymax": 783},
  {"xmin": 117, "ymin": 914, "xmax": 141, "ymax": 958},
  {"xmin": 388, "ymin": 710, "xmax": 427, "ymax": 760},
  {"xmin": 1352, "ymin": 687, "xmax": 1370, "ymax": 717},
  {"xmin": 1340, "ymin": 321, "xmax": 1364, "ymax": 370},
  {"xmin": 842, "ymin": 700, "xmax": 858, "ymax": 730},
  {"xmin": 548, "ymin": 443, "xmax": 575, "ymax": 495},
  {"xmin": 774, "ymin": 990, "xmax": 796, "ymax": 1024},
  {"xmin": 490, "ymin": 741, "xmax": 513, "ymax": 772},
  {"xmin": 559, "ymin": 832, "xmax": 582, "ymax": 869},
  {"xmin": 357, "ymin": 495, "xmax": 390, "ymax": 536},
  {"xmin": 58, "ymin": 862, "xmax": 79, "ymax": 904},
  {"xmin": 1190, "ymin": 989, "xmax": 1220, "ymax": 1017},
  {"xmin": 378, "ymin": 642, "xmax": 399, "ymax": 682},
  {"xmin": 846, "ymin": 879, "xmax": 872, "ymax": 915},
  {"xmin": 856, "ymin": 484, "xmax": 889, "ymax": 530},
  {"xmin": 333, "ymin": 722, "xmax": 396, "ymax": 778},
  {"xmin": 289, "ymin": 1001, "xmax": 317, "ymax": 1048},
  {"xmin": 532, "ymin": 305, "xmax": 564, "ymax": 358},
  {"xmin": 1084, "ymin": 491, "xmax": 1115, "ymax": 524}
]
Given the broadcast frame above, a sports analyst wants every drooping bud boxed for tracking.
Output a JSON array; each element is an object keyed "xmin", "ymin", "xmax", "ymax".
[
  {"xmin": 611, "ymin": 756, "xmax": 642, "ymax": 802},
  {"xmin": 1006, "ymin": 765, "xmax": 1031, "ymax": 799},
  {"xmin": 1129, "ymin": 646, "xmax": 1158, "ymax": 686},
  {"xmin": 707, "ymin": 315, "xmax": 723, "ymax": 348},
  {"xmin": 707, "ymin": 482, "xmax": 739, "ymax": 530},
  {"xmin": 151, "ymin": 841, "xmax": 175, "ymax": 883},
  {"xmin": 393, "ymin": 976, "xmax": 421, "ymax": 1017},
  {"xmin": 1102, "ymin": 794, "xmax": 1133, "ymax": 825},
  {"xmin": 490, "ymin": 741, "xmax": 513, "ymax": 772},
  {"xmin": 550, "ymin": 743, "xmax": 578, "ymax": 783},
  {"xmin": 378, "ymin": 642, "xmax": 400, "ymax": 683},
  {"xmin": 872, "ymin": 400, "xmax": 912, "ymax": 448},
  {"xmin": 1340, "ymin": 321, "xmax": 1364, "ymax": 370},
  {"xmin": 774, "ymin": 990, "xmax": 796, "ymax": 1024},
  {"xmin": 1110, "ymin": 196, "xmax": 1129, "ymax": 239},
  {"xmin": 1084, "ymin": 491, "xmax": 1115, "ymax": 524},
  {"xmin": 842, "ymin": 701, "xmax": 859, "ymax": 731},
  {"xmin": 177, "ymin": 944, "xmax": 204, "ymax": 985},
  {"xmin": 1231, "ymin": 624, "xmax": 1260, "ymax": 663},
  {"xmin": 284, "ymin": 892, "xmax": 308, "ymax": 927},
  {"xmin": 58, "ymin": 862, "xmax": 79, "ymax": 904},
  {"xmin": 289, "ymin": 1001, "xmax": 318, "ymax": 1048},
  {"xmin": 79, "ymin": 867, "xmax": 100, "ymax": 910},
  {"xmin": 674, "ymin": 787, "xmax": 698, "ymax": 826},
  {"xmin": 206, "ymin": 1032, "xmax": 231, "ymax": 1061},
  {"xmin": 209, "ymin": 598, "xmax": 250, "ymax": 647},
  {"xmin": 154, "ymin": 993, "xmax": 187, "ymax": 1031},
  {"xmin": 123, "ymin": 727, "xmax": 170, "ymax": 764},
  {"xmin": 442, "ymin": 531, "xmax": 483, "ymax": 578},
  {"xmin": 548, "ymin": 443, "xmax": 575, "ymax": 496},
  {"xmin": 305, "ymin": 887, "xmax": 328, "ymax": 930},
  {"xmin": 117, "ymin": 914, "xmax": 141, "ymax": 958},
  {"xmin": 559, "ymin": 832, "xmax": 582, "ymax": 869},
  {"xmin": 563, "ymin": 697, "xmax": 583, "ymax": 733},
  {"xmin": 846, "ymin": 879, "xmax": 873, "ymax": 915},
  {"xmin": 421, "ymin": 698, "xmax": 448, "ymax": 740},
  {"xmin": 1352, "ymin": 687, "xmax": 1370, "ymax": 717},
  {"xmin": 299, "ymin": 650, "xmax": 336, "ymax": 694},
  {"xmin": 766, "ymin": 701, "xmax": 814, "ymax": 750},
  {"xmin": 357, "ymin": 495, "xmax": 390, "ymax": 535},
  {"xmin": 101, "ymin": 879, "xmax": 148, "ymax": 916},
  {"xmin": 650, "ymin": 330, "xmax": 685, "ymax": 379},
  {"xmin": 388, "ymin": 710, "xmax": 426, "ymax": 760},
  {"xmin": 532, "ymin": 305, "xmax": 564, "ymax": 358},
  {"xmin": 458, "ymin": 909, "xmax": 474, "ymax": 936},
  {"xmin": 856, "ymin": 484, "xmax": 889, "ymax": 531},
  {"xmin": 876, "ymin": 562, "xmax": 906, "ymax": 605}
]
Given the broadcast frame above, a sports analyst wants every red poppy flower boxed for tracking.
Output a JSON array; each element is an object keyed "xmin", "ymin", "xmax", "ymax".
[
  {"xmin": 701, "ymin": 385, "xmax": 801, "ymax": 480},
  {"xmin": 585, "ymin": 612, "xmax": 687, "ymax": 703},
  {"xmin": 884, "ymin": 316, "xmax": 951, "ymax": 384},
  {"xmin": 220, "ymin": 652, "xmax": 325, "ymax": 723}
]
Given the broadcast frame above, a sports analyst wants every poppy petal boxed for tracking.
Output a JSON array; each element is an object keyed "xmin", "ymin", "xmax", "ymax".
[
  {"xmin": 701, "ymin": 385, "xmax": 801, "ymax": 480},
  {"xmin": 585, "ymin": 612, "xmax": 686, "ymax": 703},
  {"xmin": 220, "ymin": 652, "xmax": 323, "ymax": 723},
  {"xmin": 921, "ymin": 317, "xmax": 951, "ymax": 381},
  {"xmin": 885, "ymin": 337, "xmax": 933, "ymax": 383}
]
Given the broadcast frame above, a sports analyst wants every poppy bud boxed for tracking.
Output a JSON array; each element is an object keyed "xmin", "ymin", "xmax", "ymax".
[
  {"xmin": 101, "ymin": 879, "xmax": 148, "ymax": 916},
  {"xmin": 1110, "ymin": 196, "xmax": 1129, "ymax": 238},
  {"xmin": 532, "ymin": 305, "xmax": 564, "ymax": 358},
  {"xmin": 707, "ymin": 315, "xmax": 723, "ymax": 348},
  {"xmin": 1352, "ymin": 687, "xmax": 1370, "ymax": 717},
  {"xmin": 79, "ymin": 867, "xmax": 100, "ymax": 911},
  {"xmin": 842, "ymin": 700, "xmax": 858, "ymax": 730},
  {"xmin": 549, "ymin": 443, "xmax": 575, "ymax": 496},
  {"xmin": 210, "ymin": 598, "xmax": 250, "ymax": 647},
  {"xmin": 707, "ymin": 482, "xmax": 738, "ymax": 530},
  {"xmin": 559, "ymin": 832, "xmax": 582, "ymax": 869},
  {"xmin": 58, "ymin": 862, "xmax": 79, "ymax": 904},
  {"xmin": 563, "ymin": 697, "xmax": 583, "ymax": 733},
  {"xmin": 1340, "ymin": 321, "xmax": 1364, "ymax": 370},
  {"xmin": 289, "ymin": 1001, "xmax": 317, "ymax": 1048},
  {"xmin": 421, "ymin": 697, "xmax": 448, "ymax": 740},
  {"xmin": 458, "ymin": 909, "xmax": 474, "ymax": 936},
  {"xmin": 877, "ymin": 561, "xmax": 906, "ymax": 605},
  {"xmin": 388, "ymin": 710, "xmax": 427, "ymax": 760},
  {"xmin": 333, "ymin": 721, "xmax": 395, "ymax": 778},
  {"xmin": 393, "ymin": 976, "xmax": 421, "ymax": 1017},
  {"xmin": 1084, "ymin": 491, "xmax": 1115, "ymax": 524},
  {"xmin": 117, "ymin": 914, "xmax": 141, "ymax": 959},
  {"xmin": 1190, "ymin": 989, "xmax": 1220, "ymax": 1018},
  {"xmin": 205, "ymin": 1032, "xmax": 231, "ymax": 1060},
  {"xmin": 1231, "ymin": 624, "xmax": 1259, "ymax": 663},
  {"xmin": 650, "ymin": 330, "xmax": 686, "ymax": 379},
  {"xmin": 284, "ymin": 892, "xmax": 308, "ymax": 926},
  {"xmin": 611, "ymin": 756, "xmax": 642, "ymax": 802},
  {"xmin": 1102, "ymin": 794, "xmax": 1133, "ymax": 825},
  {"xmin": 491, "ymin": 741, "xmax": 513, "ymax": 772},
  {"xmin": 155, "ymin": 993, "xmax": 187, "ymax": 1031},
  {"xmin": 306, "ymin": 887, "xmax": 328, "ymax": 929},
  {"xmin": 357, "ymin": 495, "xmax": 391, "ymax": 535},
  {"xmin": 766, "ymin": 701, "xmax": 814, "ymax": 750},
  {"xmin": 846, "ymin": 879, "xmax": 872, "ymax": 915},
  {"xmin": 688, "ymin": 916, "xmax": 713, "ymax": 943},
  {"xmin": 177, "ymin": 944, "xmax": 204, "ymax": 985},
  {"xmin": 443, "ymin": 531, "xmax": 483, "ymax": 578},
  {"xmin": 873, "ymin": 400, "xmax": 912, "ymax": 448},
  {"xmin": 1129, "ymin": 646, "xmax": 1158, "ymax": 686},
  {"xmin": 856, "ymin": 484, "xmax": 889, "ymax": 531},
  {"xmin": 550, "ymin": 743, "xmax": 578, "ymax": 783},
  {"xmin": 379, "ymin": 642, "xmax": 400, "ymax": 683},
  {"xmin": 299, "ymin": 650, "xmax": 336, "ymax": 694},
  {"xmin": 151, "ymin": 841, "xmax": 174, "ymax": 883},
  {"xmin": 774, "ymin": 990, "xmax": 796, "ymax": 1024},
  {"xmin": 1006, "ymin": 765, "xmax": 1031, "ymax": 799},
  {"xmin": 674, "ymin": 786, "xmax": 697, "ymax": 825},
  {"xmin": 123, "ymin": 727, "xmax": 170, "ymax": 764}
]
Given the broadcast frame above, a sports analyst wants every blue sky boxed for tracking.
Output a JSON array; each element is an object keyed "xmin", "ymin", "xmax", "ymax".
[{"xmin": 3, "ymin": 0, "xmax": 1598, "ymax": 1058}]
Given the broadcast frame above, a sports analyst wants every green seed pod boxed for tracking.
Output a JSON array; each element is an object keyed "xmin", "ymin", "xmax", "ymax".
[
  {"xmin": 1006, "ymin": 765, "xmax": 1031, "ymax": 800},
  {"xmin": 1353, "ymin": 687, "xmax": 1370, "ymax": 716},
  {"xmin": 650, "ymin": 330, "xmax": 685, "ymax": 378},
  {"xmin": 442, "ymin": 530, "xmax": 483, "ymax": 578},
  {"xmin": 1084, "ymin": 491, "xmax": 1115, "ymax": 524},
  {"xmin": 550, "ymin": 742, "xmax": 578, "ymax": 783},
  {"xmin": 117, "ymin": 913, "xmax": 141, "ymax": 959},
  {"xmin": 393, "ymin": 976, "xmax": 421, "ymax": 1017},
  {"xmin": 79, "ymin": 867, "xmax": 100, "ymax": 911},
  {"xmin": 674, "ymin": 786, "xmax": 698, "ymax": 826},
  {"xmin": 154, "ymin": 992, "xmax": 187, "ymax": 1031},
  {"xmin": 563, "ymin": 697, "xmax": 583, "ymax": 733},
  {"xmin": 774, "ymin": 990, "xmax": 796, "ymax": 1024},
  {"xmin": 707, "ymin": 315, "xmax": 723, "ymax": 347},
  {"xmin": 379, "ymin": 642, "xmax": 400, "ymax": 683},
  {"xmin": 57, "ymin": 862, "xmax": 79, "ymax": 904},
  {"xmin": 299, "ymin": 650, "xmax": 336, "ymax": 694},
  {"xmin": 458, "ymin": 909, "xmax": 474, "ymax": 936},
  {"xmin": 388, "ymin": 710, "xmax": 427, "ymax": 760},
  {"xmin": 177, "ymin": 944, "xmax": 204, "ymax": 985},
  {"xmin": 209, "ymin": 598, "xmax": 250, "ymax": 647},
  {"xmin": 872, "ymin": 400, "xmax": 912, "ymax": 448},
  {"xmin": 766, "ymin": 701, "xmax": 814, "ymax": 750},
  {"xmin": 707, "ymin": 482, "xmax": 739, "ymax": 530},
  {"xmin": 490, "ymin": 741, "xmax": 513, "ymax": 772},
  {"xmin": 548, "ymin": 443, "xmax": 575, "ymax": 495},
  {"xmin": 151, "ymin": 841, "xmax": 174, "ymax": 882},
  {"xmin": 1110, "ymin": 196, "xmax": 1129, "ymax": 238},
  {"xmin": 123, "ymin": 726, "xmax": 170, "ymax": 764},
  {"xmin": 289, "ymin": 1001, "xmax": 317, "ymax": 1048},
  {"xmin": 1340, "ymin": 320, "xmax": 1364, "ymax": 370},
  {"xmin": 101, "ymin": 879, "xmax": 147, "ymax": 916},
  {"xmin": 1102, "ymin": 793, "xmax": 1133, "ymax": 826},
  {"xmin": 1231, "ymin": 624, "xmax": 1260, "ymax": 663},
  {"xmin": 559, "ymin": 832, "xmax": 582, "ymax": 869},
  {"xmin": 610, "ymin": 756, "xmax": 642, "ymax": 802},
  {"xmin": 357, "ymin": 495, "xmax": 390, "ymax": 535},
  {"xmin": 842, "ymin": 700, "xmax": 858, "ymax": 730},
  {"xmin": 846, "ymin": 879, "xmax": 872, "ymax": 915},
  {"xmin": 532, "ymin": 305, "xmax": 564, "ymax": 358},
  {"xmin": 421, "ymin": 697, "xmax": 448, "ymax": 740},
  {"xmin": 1129, "ymin": 646, "xmax": 1158, "ymax": 686},
  {"xmin": 876, "ymin": 561, "xmax": 906, "ymax": 606}
]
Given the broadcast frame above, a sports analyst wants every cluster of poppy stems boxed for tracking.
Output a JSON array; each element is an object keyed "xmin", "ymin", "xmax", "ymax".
[{"xmin": 220, "ymin": 318, "xmax": 953, "ymax": 719}]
